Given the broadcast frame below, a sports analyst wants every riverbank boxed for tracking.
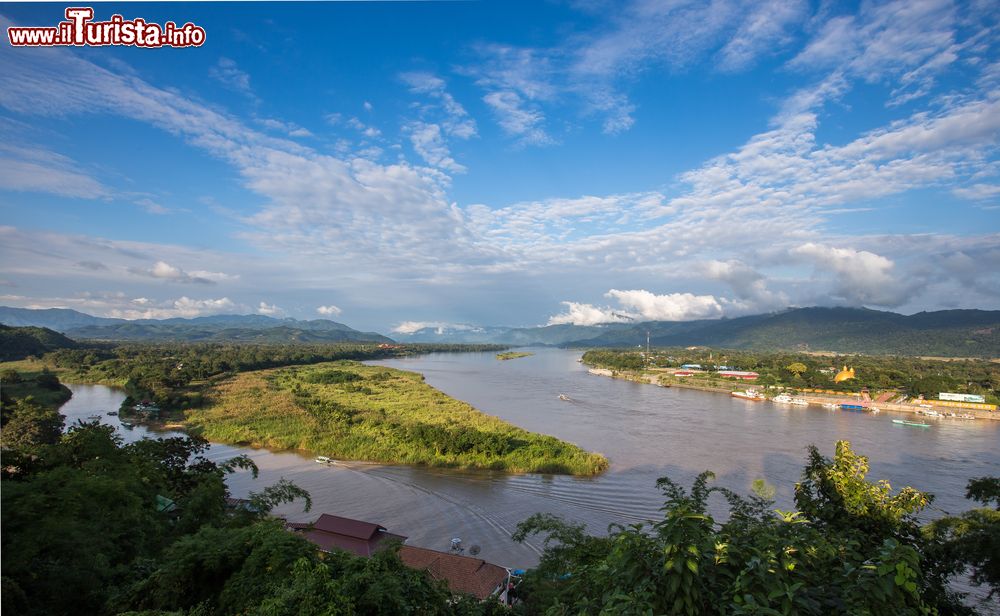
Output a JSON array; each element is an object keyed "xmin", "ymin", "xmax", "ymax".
[
  {"xmin": 585, "ymin": 368, "xmax": 1000, "ymax": 421},
  {"xmin": 187, "ymin": 361, "xmax": 608, "ymax": 475}
]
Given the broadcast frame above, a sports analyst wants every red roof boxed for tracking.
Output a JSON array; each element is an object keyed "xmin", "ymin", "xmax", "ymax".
[
  {"xmin": 312, "ymin": 514, "xmax": 384, "ymax": 539},
  {"xmin": 398, "ymin": 545, "xmax": 508, "ymax": 600},
  {"xmin": 288, "ymin": 514, "xmax": 407, "ymax": 557}
]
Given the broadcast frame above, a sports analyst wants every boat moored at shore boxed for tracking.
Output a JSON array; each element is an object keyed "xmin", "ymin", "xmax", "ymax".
[{"xmin": 731, "ymin": 389, "xmax": 766, "ymax": 401}]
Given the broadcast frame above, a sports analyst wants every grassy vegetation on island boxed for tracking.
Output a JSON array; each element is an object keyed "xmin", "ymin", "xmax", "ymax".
[
  {"xmin": 187, "ymin": 361, "xmax": 608, "ymax": 475},
  {"xmin": 496, "ymin": 351, "xmax": 533, "ymax": 360},
  {"xmin": 0, "ymin": 367, "xmax": 72, "ymax": 411}
]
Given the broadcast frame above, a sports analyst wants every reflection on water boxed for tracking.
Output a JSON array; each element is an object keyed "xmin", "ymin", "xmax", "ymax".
[{"xmin": 59, "ymin": 348, "xmax": 1000, "ymax": 570}]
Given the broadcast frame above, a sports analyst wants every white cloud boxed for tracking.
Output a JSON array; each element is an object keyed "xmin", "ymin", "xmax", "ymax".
[
  {"xmin": 0, "ymin": 142, "xmax": 108, "ymax": 199},
  {"xmin": 405, "ymin": 121, "xmax": 465, "ymax": 173},
  {"xmin": 257, "ymin": 301, "xmax": 283, "ymax": 316},
  {"xmin": 145, "ymin": 261, "xmax": 236, "ymax": 285},
  {"xmin": 210, "ymin": 57, "xmax": 253, "ymax": 96},
  {"xmin": 317, "ymin": 304, "xmax": 342, "ymax": 316},
  {"xmin": 547, "ymin": 302, "xmax": 634, "ymax": 326},
  {"xmin": 112, "ymin": 296, "xmax": 237, "ymax": 319},
  {"xmin": 790, "ymin": 243, "xmax": 915, "ymax": 307},
  {"xmin": 482, "ymin": 91, "xmax": 553, "ymax": 145},
  {"xmin": 133, "ymin": 198, "xmax": 169, "ymax": 215},
  {"xmin": 0, "ymin": 292, "xmax": 239, "ymax": 320},
  {"xmin": 392, "ymin": 320, "xmax": 476, "ymax": 334},
  {"xmin": 607, "ymin": 289, "xmax": 724, "ymax": 321},
  {"xmin": 952, "ymin": 183, "xmax": 1000, "ymax": 201},
  {"xmin": 548, "ymin": 290, "xmax": 724, "ymax": 325}
]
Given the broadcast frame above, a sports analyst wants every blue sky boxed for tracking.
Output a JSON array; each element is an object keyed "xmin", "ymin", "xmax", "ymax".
[{"xmin": 1, "ymin": 0, "xmax": 998, "ymax": 334}]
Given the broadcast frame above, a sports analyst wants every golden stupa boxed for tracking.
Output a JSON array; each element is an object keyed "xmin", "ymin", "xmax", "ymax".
[{"xmin": 833, "ymin": 365, "xmax": 855, "ymax": 383}]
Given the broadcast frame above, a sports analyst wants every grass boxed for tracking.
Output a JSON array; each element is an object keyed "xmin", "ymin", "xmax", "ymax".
[
  {"xmin": 186, "ymin": 361, "xmax": 608, "ymax": 475},
  {"xmin": 496, "ymin": 352, "xmax": 534, "ymax": 361},
  {"xmin": 1, "ymin": 362, "xmax": 73, "ymax": 410},
  {"xmin": 0, "ymin": 358, "xmax": 123, "ymax": 386}
]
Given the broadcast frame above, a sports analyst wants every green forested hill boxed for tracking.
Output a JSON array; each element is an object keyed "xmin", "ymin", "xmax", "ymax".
[
  {"xmin": 63, "ymin": 323, "xmax": 393, "ymax": 344},
  {"xmin": 574, "ymin": 307, "xmax": 1000, "ymax": 357},
  {"xmin": 0, "ymin": 325, "xmax": 78, "ymax": 361}
]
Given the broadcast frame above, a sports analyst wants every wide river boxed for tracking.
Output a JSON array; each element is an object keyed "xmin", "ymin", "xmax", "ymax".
[{"xmin": 61, "ymin": 348, "xmax": 1000, "ymax": 570}]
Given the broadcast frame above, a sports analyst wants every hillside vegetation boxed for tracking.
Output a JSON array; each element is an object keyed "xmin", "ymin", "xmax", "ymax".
[
  {"xmin": 0, "ymin": 324, "xmax": 78, "ymax": 361},
  {"xmin": 187, "ymin": 361, "xmax": 608, "ymax": 475},
  {"xmin": 577, "ymin": 308, "xmax": 1000, "ymax": 357},
  {"xmin": 398, "ymin": 307, "xmax": 1000, "ymax": 357}
]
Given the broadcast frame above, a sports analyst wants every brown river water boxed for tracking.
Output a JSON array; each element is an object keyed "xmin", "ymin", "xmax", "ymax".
[{"xmin": 60, "ymin": 348, "xmax": 1000, "ymax": 576}]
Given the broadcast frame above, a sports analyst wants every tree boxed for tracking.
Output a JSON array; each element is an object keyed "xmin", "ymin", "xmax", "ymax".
[
  {"xmin": 925, "ymin": 476, "xmax": 1000, "ymax": 602},
  {"xmin": 0, "ymin": 397, "xmax": 64, "ymax": 450},
  {"xmin": 512, "ymin": 441, "xmax": 950, "ymax": 615},
  {"xmin": 786, "ymin": 362, "xmax": 808, "ymax": 378},
  {"xmin": 794, "ymin": 441, "xmax": 930, "ymax": 545}
]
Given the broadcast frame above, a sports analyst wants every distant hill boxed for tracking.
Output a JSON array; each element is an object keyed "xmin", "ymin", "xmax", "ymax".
[
  {"xmin": 0, "ymin": 307, "xmax": 392, "ymax": 344},
  {"xmin": 394, "ymin": 322, "xmax": 634, "ymax": 345},
  {"xmin": 0, "ymin": 324, "xmax": 78, "ymax": 361},
  {"xmin": 395, "ymin": 307, "xmax": 1000, "ymax": 357},
  {"xmin": 576, "ymin": 307, "xmax": 1000, "ymax": 356},
  {"xmin": 0, "ymin": 306, "xmax": 125, "ymax": 331}
]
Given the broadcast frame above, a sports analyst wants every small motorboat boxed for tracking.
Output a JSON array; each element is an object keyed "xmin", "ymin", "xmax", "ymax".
[
  {"xmin": 314, "ymin": 456, "xmax": 334, "ymax": 465},
  {"xmin": 86, "ymin": 414, "xmax": 102, "ymax": 421},
  {"xmin": 106, "ymin": 411, "xmax": 118, "ymax": 416},
  {"xmin": 893, "ymin": 419, "xmax": 931, "ymax": 428},
  {"xmin": 558, "ymin": 394, "xmax": 571, "ymax": 401}
]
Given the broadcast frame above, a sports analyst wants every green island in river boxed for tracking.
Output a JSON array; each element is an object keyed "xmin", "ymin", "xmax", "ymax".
[
  {"xmin": 495, "ymin": 351, "xmax": 534, "ymax": 360},
  {"xmin": 186, "ymin": 360, "xmax": 607, "ymax": 475}
]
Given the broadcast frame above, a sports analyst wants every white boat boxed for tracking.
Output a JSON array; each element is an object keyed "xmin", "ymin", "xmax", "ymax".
[
  {"xmin": 558, "ymin": 394, "xmax": 570, "ymax": 401},
  {"xmin": 868, "ymin": 406, "xmax": 881, "ymax": 414},
  {"xmin": 314, "ymin": 456, "xmax": 333, "ymax": 464},
  {"xmin": 790, "ymin": 398, "xmax": 809, "ymax": 406},
  {"xmin": 773, "ymin": 394, "xmax": 793, "ymax": 404},
  {"xmin": 822, "ymin": 403, "xmax": 839, "ymax": 410},
  {"xmin": 732, "ymin": 389, "xmax": 765, "ymax": 401}
]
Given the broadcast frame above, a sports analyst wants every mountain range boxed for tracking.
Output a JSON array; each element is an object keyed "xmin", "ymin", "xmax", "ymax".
[
  {"xmin": 394, "ymin": 307, "xmax": 1000, "ymax": 357},
  {"xmin": 0, "ymin": 307, "xmax": 392, "ymax": 344},
  {"xmin": 2, "ymin": 306, "xmax": 997, "ymax": 356}
]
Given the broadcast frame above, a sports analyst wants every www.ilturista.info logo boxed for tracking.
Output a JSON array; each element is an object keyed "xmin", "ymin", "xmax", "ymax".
[{"xmin": 7, "ymin": 7, "xmax": 206, "ymax": 48}]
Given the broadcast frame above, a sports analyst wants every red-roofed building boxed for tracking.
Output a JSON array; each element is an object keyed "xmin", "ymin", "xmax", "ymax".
[
  {"xmin": 398, "ymin": 545, "xmax": 510, "ymax": 601},
  {"xmin": 287, "ymin": 513, "xmax": 407, "ymax": 556},
  {"xmin": 718, "ymin": 370, "xmax": 759, "ymax": 380},
  {"xmin": 288, "ymin": 513, "xmax": 512, "ymax": 602}
]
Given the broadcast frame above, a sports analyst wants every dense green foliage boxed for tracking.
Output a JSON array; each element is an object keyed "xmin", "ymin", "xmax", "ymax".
[
  {"xmin": 925, "ymin": 478, "xmax": 1000, "ymax": 602},
  {"xmin": 1, "ymin": 422, "xmax": 509, "ymax": 616},
  {"xmin": 187, "ymin": 361, "xmax": 607, "ymax": 475},
  {"xmin": 512, "ymin": 442, "xmax": 997, "ymax": 615},
  {"xmin": 1, "ymin": 368, "xmax": 71, "ymax": 448},
  {"xmin": 36, "ymin": 342, "xmax": 505, "ymax": 412},
  {"xmin": 1, "ymin": 366, "xmax": 73, "ymax": 411},
  {"xmin": 2, "ymin": 410, "xmax": 997, "ymax": 614},
  {"xmin": 582, "ymin": 348, "xmax": 1000, "ymax": 402},
  {"xmin": 0, "ymin": 324, "xmax": 78, "ymax": 361}
]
